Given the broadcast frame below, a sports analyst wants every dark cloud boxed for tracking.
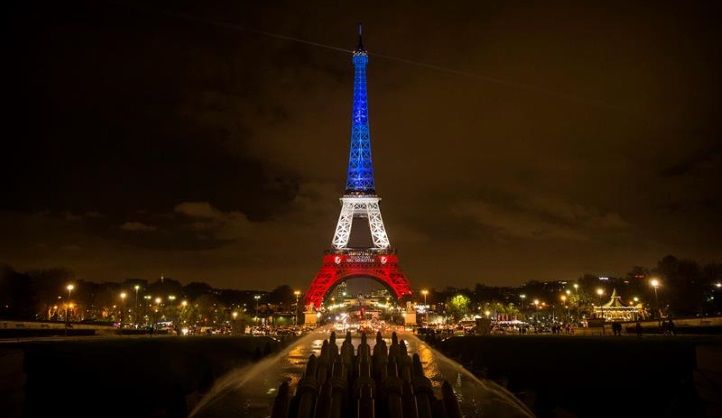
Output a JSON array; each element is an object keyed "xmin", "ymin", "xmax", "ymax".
[{"xmin": 2, "ymin": 0, "xmax": 722, "ymax": 289}]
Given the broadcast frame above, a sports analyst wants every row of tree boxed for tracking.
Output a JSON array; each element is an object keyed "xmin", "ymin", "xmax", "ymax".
[
  {"xmin": 422, "ymin": 255, "xmax": 722, "ymax": 319},
  {"xmin": 0, "ymin": 264, "xmax": 300, "ymax": 322},
  {"xmin": 2, "ymin": 255, "xmax": 721, "ymax": 322}
]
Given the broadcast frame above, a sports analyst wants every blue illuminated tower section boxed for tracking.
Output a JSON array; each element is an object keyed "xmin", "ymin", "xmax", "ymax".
[{"xmin": 345, "ymin": 25, "xmax": 375, "ymax": 193}]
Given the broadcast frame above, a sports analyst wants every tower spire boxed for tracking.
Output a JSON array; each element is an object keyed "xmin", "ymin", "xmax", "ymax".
[
  {"xmin": 345, "ymin": 23, "xmax": 375, "ymax": 194},
  {"xmin": 356, "ymin": 22, "xmax": 365, "ymax": 52}
]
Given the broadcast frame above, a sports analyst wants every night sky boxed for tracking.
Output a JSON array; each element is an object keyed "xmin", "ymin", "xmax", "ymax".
[{"xmin": 3, "ymin": 0, "xmax": 722, "ymax": 291}]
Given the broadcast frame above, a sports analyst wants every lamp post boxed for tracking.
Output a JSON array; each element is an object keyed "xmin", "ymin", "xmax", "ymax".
[
  {"xmin": 143, "ymin": 295, "xmax": 151, "ymax": 327},
  {"xmin": 596, "ymin": 288, "xmax": 605, "ymax": 334},
  {"xmin": 65, "ymin": 284, "xmax": 75, "ymax": 336},
  {"xmin": 532, "ymin": 299, "xmax": 539, "ymax": 324},
  {"xmin": 650, "ymin": 278, "xmax": 661, "ymax": 322},
  {"xmin": 133, "ymin": 285, "xmax": 140, "ymax": 327},
  {"xmin": 254, "ymin": 295, "xmax": 261, "ymax": 323},
  {"xmin": 154, "ymin": 297, "xmax": 162, "ymax": 331},
  {"xmin": 167, "ymin": 295, "xmax": 176, "ymax": 329},
  {"xmin": 120, "ymin": 292, "xmax": 127, "ymax": 328},
  {"xmin": 421, "ymin": 289, "xmax": 429, "ymax": 325},
  {"xmin": 294, "ymin": 290, "xmax": 301, "ymax": 326}
]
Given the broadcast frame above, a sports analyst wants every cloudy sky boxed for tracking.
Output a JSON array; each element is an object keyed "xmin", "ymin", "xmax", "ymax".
[{"xmin": 3, "ymin": 0, "xmax": 721, "ymax": 290}]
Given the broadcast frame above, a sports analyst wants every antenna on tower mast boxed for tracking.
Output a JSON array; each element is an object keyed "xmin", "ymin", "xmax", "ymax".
[{"xmin": 356, "ymin": 22, "xmax": 365, "ymax": 51}]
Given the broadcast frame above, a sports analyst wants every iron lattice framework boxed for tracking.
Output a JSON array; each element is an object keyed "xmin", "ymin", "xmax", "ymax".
[
  {"xmin": 345, "ymin": 32, "xmax": 375, "ymax": 193},
  {"xmin": 305, "ymin": 26, "xmax": 412, "ymax": 309},
  {"xmin": 305, "ymin": 252, "xmax": 412, "ymax": 309},
  {"xmin": 331, "ymin": 197, "xmax": 390, "ymax": 249}
]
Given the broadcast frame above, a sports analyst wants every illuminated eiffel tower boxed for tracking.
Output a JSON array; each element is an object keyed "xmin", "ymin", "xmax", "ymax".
[{"xmin": 304, "ymin": 25, "xmax": 412, "ymax": 311}]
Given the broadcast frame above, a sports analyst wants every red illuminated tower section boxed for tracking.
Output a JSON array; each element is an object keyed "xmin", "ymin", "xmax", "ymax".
[{"xmin": 304, "ymin": 26, "xmax": 412, "ymax": 309}]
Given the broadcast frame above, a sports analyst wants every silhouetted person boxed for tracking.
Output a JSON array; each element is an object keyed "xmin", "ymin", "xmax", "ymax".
[
  {"xmin": 668, "ymin": 319, "xmax": 676, "ymax": 336},
  {"xmin": 635, "ymin": 321, "xmax": 643, "ymax": 337}
]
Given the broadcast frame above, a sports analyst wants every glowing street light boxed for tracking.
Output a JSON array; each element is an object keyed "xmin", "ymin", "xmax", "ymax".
[
  {"xmin": 596, "ymin": 288, "xmax": 606, "ymax": 327},
  {"xmin": 421, "ymin": 289, "xmax": 429, "ymax": 324},
  {"xmin": 119, "ymin": 292, "xmax": 127, "ymax": 327},
  {"xmin": 293, "ymin": 290, "xmax": 301, "ymax": 326},
  {"xmin": 254, "ymin": 295, "xmax": 261, "ymax": 319},
  {"xmin": 64, "ymin": 283, "xmax": 75, "ymax": 335},
  {"xmin": 133, "ymin": 285, "xmax": 141, "ymax": 327},
  {"xmin": 650, "ymin": 278, "xmax": 661, "ymax": 319}
]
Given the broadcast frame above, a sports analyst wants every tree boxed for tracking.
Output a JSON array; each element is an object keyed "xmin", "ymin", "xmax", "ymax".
[
  {"xmin": 183, "ymin": 282, "xmax": 213, "ymax": 300},
  {"xmin": 447, "ymin": 294, "xmax": 470, "ymax": 320},
  {"xmin": 268, "ymin": 285, "xmax": 294, "ymax": 307},
  {"xmin": 0, "ymin": 265, "xmax": 35, "ymax": 319}
]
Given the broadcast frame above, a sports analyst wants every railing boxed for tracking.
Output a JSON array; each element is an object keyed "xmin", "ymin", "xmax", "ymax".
[{"xmin": 324, "ymin": 248, "xmax": 397, "ymax": 256}]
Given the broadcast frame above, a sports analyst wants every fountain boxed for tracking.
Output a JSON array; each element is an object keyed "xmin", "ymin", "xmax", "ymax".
[{"xmin": 191, "ymin": 328, "xmax": 534, "ymax": 418}]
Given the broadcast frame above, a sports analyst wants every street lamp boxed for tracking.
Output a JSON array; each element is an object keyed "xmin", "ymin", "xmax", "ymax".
[
  {"xmin": 596, "ymin": 287, "xmax": 605, "ymax": 315},
  {"xmin": 421, "ymin": 289, "xmax": 429, "ymax": 324},
  {"xmin": 254, "ymin": 295, "xmax": 261, "ymax": 323},
  {"xmin": 154, "ymin": 297, "xmax": 162, "ymax": 331},
  {"xmin": 650, "ymin": 278, "xmax": 661, "ymax": 320},
  {"xmin": 65, "ymin": 284, "xmax": 75, "ymax": 335},
  {"xmin": 120, "ymin": 292, "xmax": 127, "ymax": 328},
  {"xmin": 133, "ymin": 285, "xmax": 140, "ymax": 327},
  {"xmin": 532, "ymin": 299, "xmax": 539, "ymax": 323},
  {"xmin": 294, "ymin": 290, "xmax": 301, "ymax": 326}
]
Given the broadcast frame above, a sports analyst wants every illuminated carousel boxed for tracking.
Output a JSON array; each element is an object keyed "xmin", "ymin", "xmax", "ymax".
[{"xmin": 593, "ymin": 289, "xmax": 644, "ymax": 321}]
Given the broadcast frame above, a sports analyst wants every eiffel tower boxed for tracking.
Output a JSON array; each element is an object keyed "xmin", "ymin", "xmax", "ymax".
[{"xmin": 304, "ymin": 25, "xmax": 413, "ymax": 311}]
